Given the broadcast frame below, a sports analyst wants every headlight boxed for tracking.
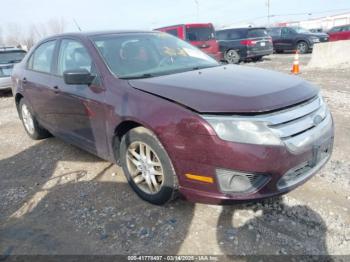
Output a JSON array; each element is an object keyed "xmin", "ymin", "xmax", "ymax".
[{"xmin": 203, "ymin": 116, "xmax": 282, "ymax": 145}]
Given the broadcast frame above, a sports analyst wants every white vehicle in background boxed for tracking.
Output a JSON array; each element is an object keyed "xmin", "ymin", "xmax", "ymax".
[{"xmin": 0, "ymin": 47, "xmax": 26, "ymax": 91}]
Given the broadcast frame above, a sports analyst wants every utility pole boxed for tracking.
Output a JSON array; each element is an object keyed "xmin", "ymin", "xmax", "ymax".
[
  {"xmin": 267, "ymin": 0, "xmax": 270, "ymax": 26},
  {"xmin": 194, "ymin": 0, "xmax": 199, "ymax": 22}
]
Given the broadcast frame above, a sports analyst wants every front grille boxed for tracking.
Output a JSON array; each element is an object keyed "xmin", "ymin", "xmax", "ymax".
[{"xmin": 267, "ymin": 96, "xmax": 327, "ymax": 139}]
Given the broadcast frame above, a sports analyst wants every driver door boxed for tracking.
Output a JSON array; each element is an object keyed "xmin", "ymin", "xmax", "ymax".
[{"xmin": 50, "ymin": 38, "xmax": 109, "ymax": 158}]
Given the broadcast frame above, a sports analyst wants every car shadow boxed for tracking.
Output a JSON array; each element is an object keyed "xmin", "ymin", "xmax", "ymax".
[
  {"xmin": 216, "ymin": 196, "xmax": 332, "ymax": 259},
  {"xmin": 0, "ymin": 138, "xmax": 331, "ymax": 257},
  {"xmin": 0, "ymin": 139, "xmax": 195, "ymax": 255}
]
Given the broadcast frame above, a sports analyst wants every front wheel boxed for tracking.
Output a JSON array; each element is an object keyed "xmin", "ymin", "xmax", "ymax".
[
  {"xmin": 19, "ymin": 99, "xmax": 51, "ymax": 140},
  {"xmin": 120, "ymin": 127, "xmax": 178, "ymax": 205},
  {"xmin": 224, "ymin": 49, "xmax": 240, "ymax": 64},
  {"xmin": 296, "ymin": 41, "xmax": 309, "ymax": 54}
]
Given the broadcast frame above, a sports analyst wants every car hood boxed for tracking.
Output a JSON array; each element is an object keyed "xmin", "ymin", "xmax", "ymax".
[{"xmin": 128, "ymin": 65, "xmax": 318, "ymax": 113}]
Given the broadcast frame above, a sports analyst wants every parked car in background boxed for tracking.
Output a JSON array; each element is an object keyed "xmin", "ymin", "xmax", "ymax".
[
  {"xmin": 267, "ymin": 27, "xmax": 329, "ymax": 54},
  {"xmin": 0, "ymin": 47, "xmax": 26, "ymax": 91},
  {"xmin": 328, "ymin": 24, "xmax": 350, "ymax": 41},
  {"xmin": 12, "ymin": 31, "xmax": 334, "ymax": 205},
  {"xmin": 216, "ymin": 27, "xmax": 273, "ymax": 64},
  {"xmin": 155, "ymin": 23, "xmax": 222, "ymax": 61}
]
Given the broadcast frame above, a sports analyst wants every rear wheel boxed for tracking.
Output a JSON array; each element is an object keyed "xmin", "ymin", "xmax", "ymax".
[
  {"xmin": 296, "ymin": 41, "xmax": 309, "ymax": 54},
  {"xmin": 224, "ymin": 49, "xmax": 240, "ymax": 64},
  {"xmin": 19, "ymin": 99, "xmax": 51, "ymax": 140},
  {"xmin": 120, "ymin": 127, "xmax": 178, "ymax": 205}
]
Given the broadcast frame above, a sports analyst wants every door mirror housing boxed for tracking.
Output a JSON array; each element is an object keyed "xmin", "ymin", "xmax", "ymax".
[{"xmin": 63, "ymin": 69, "xmax": 96, "ymax": 85}]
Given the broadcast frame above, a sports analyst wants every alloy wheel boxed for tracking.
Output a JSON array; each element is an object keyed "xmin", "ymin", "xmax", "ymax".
[
  {"xmin": 297, "ymin": 42, "xmax": 308, "ymax": 54},
  {"xmin": 225, "ymin": 50, "xmax": 240, "ymax": 64},
  {"xmin": 126, "ymin": 141, "xmax": 164, "ymax": 194},
  {"xmin": 21, "ymin": 104, "xmax": 35, "ymax": 135}
]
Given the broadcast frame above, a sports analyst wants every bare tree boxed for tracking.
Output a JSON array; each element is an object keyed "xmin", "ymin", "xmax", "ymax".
[
  {"xmin": 3, "ymin": 18, "xmax": 67, "ymax": 50},
  {"xmin": 5, "ymin": 23, "xmax": 23, "ymax": 46},
  {"xmin": 0, "ymin": 27, "xmax": 3, "ymax": 46}
]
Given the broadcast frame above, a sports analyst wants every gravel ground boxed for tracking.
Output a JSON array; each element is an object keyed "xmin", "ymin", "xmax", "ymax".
[{"xmin": 0, "ymin": 54, "xmax": 349, "ymax": 257}]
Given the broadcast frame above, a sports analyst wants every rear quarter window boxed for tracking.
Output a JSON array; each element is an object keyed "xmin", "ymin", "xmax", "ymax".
[{"xmin": 165, "ymin": 29, "xmax": 179, "ymax": 37}]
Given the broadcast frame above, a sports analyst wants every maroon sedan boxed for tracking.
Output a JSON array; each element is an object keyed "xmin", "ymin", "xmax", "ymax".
[{"xmin": 11, "ymin": 31, "xmax": 334, "ymax": 205}]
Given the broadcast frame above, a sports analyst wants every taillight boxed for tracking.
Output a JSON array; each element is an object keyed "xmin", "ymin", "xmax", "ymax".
[{"xmin": 240, "ymin": 39, "xmax": 257, "ymax": 46}]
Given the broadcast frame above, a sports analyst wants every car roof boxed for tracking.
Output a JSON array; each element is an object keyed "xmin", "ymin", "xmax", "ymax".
[
  {"xmin": 0, "ymin": 46, "xmax": 26, "ymax": 52},
  {"xmin": 217, "ymin": 27, "xmax": 266, "ymax": 32},
  {"xmin": 43, "ymin": 30, "xmax": 159, "ymax": 41}
]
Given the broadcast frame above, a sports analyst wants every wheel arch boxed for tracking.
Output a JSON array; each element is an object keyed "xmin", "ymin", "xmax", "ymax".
[
  {"xmin": 112, "ymin": 120, "xmax": 143, "ymax": 163},
  {"xmin": 15, "ymin": 93, "xmax": 24, "ymax": 116}
]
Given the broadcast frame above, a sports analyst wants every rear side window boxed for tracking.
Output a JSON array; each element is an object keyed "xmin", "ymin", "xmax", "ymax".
[
  {"xmin": 28, "ymin": 40, "xmax": 56, "ymax": 73},
  {"xmin": 186, "ymin": 27, "xmax": 215, "ymax": 41},
  {"xmin": 342, "ymin": 25, "xmax": 350, "ymax": 32},
  {"xmin": 57, "ymin": 39, "xmax": 92, "ymax": 76},
  {"xmin": 165, "ymin": 29, "xmax": 179, "ymax": 37},
  {"xmin": 268, "ymin": 28, "xmax": 281, "ymax": 37},
  {"xmin": 217, "ymin": 29, "xmax": 246, "ymax": 40},
  {"xmin": 248, "ymin": 29, "xmax": 268, "ymax": 38}
]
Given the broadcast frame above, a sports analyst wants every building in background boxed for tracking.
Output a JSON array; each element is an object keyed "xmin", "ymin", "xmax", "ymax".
[{"xmin": 276, "ymin": 12, "xmax": 350, "ymax": 31}]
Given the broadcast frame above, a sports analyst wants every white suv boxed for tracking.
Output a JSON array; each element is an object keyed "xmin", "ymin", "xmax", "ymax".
[{"xmin": 0, "ymin": 47, "xmax": 26, "ymax": 91}]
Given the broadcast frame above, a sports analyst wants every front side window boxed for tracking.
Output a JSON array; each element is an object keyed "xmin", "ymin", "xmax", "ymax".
[
  {"xmin": 28, "ymin": 40, "xmax": 56, "ymax": 73},
  {"xmin": 92, "ymin": 32, "xmax": 219, "ymax": 79},
  {"xmin": 57, "ymin": 39, "xmax": 92, "ymax": 76}
]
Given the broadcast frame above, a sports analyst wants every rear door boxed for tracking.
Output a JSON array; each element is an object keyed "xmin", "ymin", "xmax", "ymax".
[
  {"xmin": 23, "ymin": 40, "xmax": 58, "ymax": 130},
  {"xmin": 268, "ymin": 28, "xmax": 283, "ymax": 49},
  {"xmin": 216, "ymin": 29, "xmax": 246, "ymax": 55},
  {"xmin": 50, "ymin": 38, "xmax": 108, "ymax": 157},
  {"xmin": 185, "ymin": 25, "xmax": 219, "ymax": 56},
  {"xmin": 280, "ymin": 27, "xmax": 296, "ymax": 50}
]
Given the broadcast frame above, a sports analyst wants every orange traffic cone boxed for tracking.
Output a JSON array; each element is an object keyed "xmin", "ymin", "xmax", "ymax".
[{"xmin": 291, "ymin": 50, "xmax": 300, "ymax": 74}]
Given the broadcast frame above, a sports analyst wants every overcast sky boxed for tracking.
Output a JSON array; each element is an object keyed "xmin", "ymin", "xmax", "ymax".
[{"xmin": 1, "ymin": 0, "xmax": 350, "ymax": 32}]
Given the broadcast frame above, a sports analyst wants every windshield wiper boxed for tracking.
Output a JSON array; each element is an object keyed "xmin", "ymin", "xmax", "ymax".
[{"xmin": 119, "ymin": 73, "xmax": 156, "ymax": 80}]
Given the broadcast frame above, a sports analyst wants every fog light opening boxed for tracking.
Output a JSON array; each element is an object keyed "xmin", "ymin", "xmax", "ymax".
[{"xmin": 216, "ymin": 169, "xmax": 269, "ymax": 194}]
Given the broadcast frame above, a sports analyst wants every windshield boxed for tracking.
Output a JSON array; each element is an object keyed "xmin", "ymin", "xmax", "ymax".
[
  {"xmin": 0, "ymin": 50, "xmax": 26, "ymax": 64},
  {"xmin": 186, "ymin": 27, "xmax": 215, "ymax": 41},
  {"xmin": 92, "ymin": 32, "xmax": 220, "ymax": 79},
  {"xmin": 292, "ymin": 27, "xmax": 311, "ymax": 34}
]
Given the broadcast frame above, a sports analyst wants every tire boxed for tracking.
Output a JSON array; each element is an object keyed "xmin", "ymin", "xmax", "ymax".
[
  {"xmin": 120, "ymin": 127, "xmax": 178, "ymax": 205},
  {"xmin": 275, "ymin": 49, "xmax": 284, "ymax": 54},
  {"xmin": 252, "ymin": 56, "xmax": 263, "ymax": 62},
  {"xmin": 224, "ymin": 49, "xmax": 240, "ymax": 64},
  {"xmin": 296, "ymin": 41, "xmax": 309, "ymax": 54},
  {"xmin": 19, "ymin": 98, "xmax": 51, "ymax": 140}
]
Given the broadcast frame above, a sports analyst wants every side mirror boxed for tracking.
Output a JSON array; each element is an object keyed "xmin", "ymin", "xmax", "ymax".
[{"xmin": 63, "ymin": 69, "xmax": 95, "ymax": 85}]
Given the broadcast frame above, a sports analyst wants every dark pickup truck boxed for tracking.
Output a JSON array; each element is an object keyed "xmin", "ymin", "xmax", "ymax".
[{"xmin": 268, "ymin": 27, "xmax": 329, "ymax": 54}]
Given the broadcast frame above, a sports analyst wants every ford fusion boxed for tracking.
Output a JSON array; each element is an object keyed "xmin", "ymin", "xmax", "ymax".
[{"xmin": 11, "ymin": 31, "xmax": 334, "ymax": 205}]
